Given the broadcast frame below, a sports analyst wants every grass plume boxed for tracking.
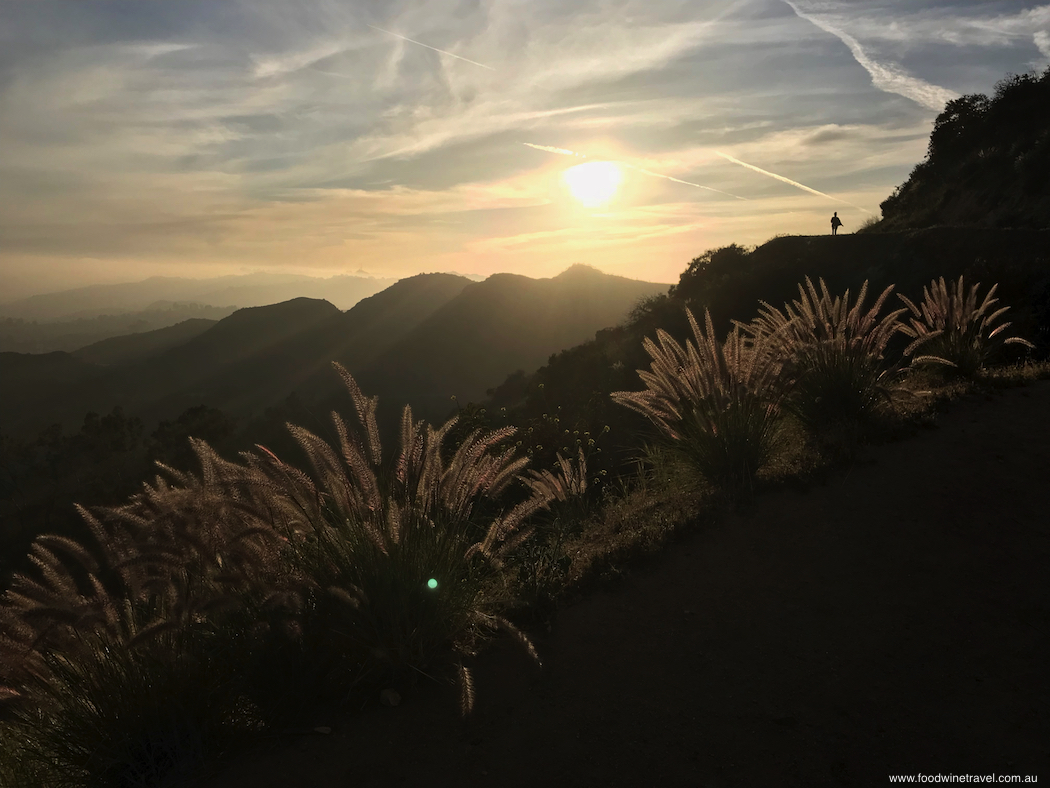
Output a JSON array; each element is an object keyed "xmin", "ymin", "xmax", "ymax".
[
  {"xmin": 612, "ymin": 309, "xmax": 784, "ymax": 491},
  {"xmin": 899, "ymin": 275, "xmax": 1035, "ymax": 377}
]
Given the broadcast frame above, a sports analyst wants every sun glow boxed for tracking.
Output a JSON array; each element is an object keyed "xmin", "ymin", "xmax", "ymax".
[{"xmin": 562, "ymin": 161, "xmax": 623, "ymax": 207}]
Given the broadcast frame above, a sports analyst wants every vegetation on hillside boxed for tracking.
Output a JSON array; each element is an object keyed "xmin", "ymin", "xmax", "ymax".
[
  {"xmin": 0, "ymin": 367, "xmax": 563, "ymax": 786},
  {"xmin": 876, "ymin": 67, "xmax": 1050, "ymax": 230}
]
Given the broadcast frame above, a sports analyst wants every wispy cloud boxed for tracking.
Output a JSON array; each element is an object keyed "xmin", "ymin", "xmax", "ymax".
[
  {"xmin": 782, "ymin": 0, "xmax": 959, "ymax": 111},
  {"xmin": 0, "ymin": 0, "xmax": 1045, "ymax": 297},
  {"xmin": 1036, "ymin": 29, "xmax": 1050, "ymax": 61}
]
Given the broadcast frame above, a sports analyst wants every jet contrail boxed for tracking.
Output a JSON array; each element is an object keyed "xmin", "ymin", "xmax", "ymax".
[
  {"xmin": 714, "ymin": 151, "xmax": 872, "ymax": 213},
  {"xmin": 780, "ymin": 0, "xmax": 957, "ymax": 112},
  {"xmin": 366, "ymin": 24, "xmax": 495, "ymax": 70},
  {"xmin": 522, "ymin": 143, "xmax": 587, "ymax": 158},
  {"xmin": 523, "ymin": 143, "xmax": 748, "ymax": 200},
  {"xmin": 627, "ymin": 165, "xmax": 748, "ymax": 201}
]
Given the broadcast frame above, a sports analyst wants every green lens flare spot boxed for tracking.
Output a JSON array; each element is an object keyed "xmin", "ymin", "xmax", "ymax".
[{"xmin": 427, "ymin": 578, "xmax": 438, "ymax": 590}]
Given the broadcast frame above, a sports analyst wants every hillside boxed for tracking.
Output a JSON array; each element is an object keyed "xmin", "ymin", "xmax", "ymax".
[
  {"xmin": 876, "ymin": 68, "xmax": 1050, "ymax": 231},
  {"xmin": 0, "ymin": 268, "xmax": 664, "ymax": 437},
  {"xmin": 0, "ymin": 276, "xmax": 475, "ymax": 436},
  {"xmin": 357, "ymin": 265, "xmax": 667, "ymax": 421},
  {"xmin": 0, "ymin": 298, "xmax": 342, "ymax": 436},
  {"xmin": 200, "ymin": 382, "xmax": 1050, "ymax": 788},
  {"xmin": 0, "ymin": 303, "xmax": 236, "ymax": 354},
  {"xmin": 71, "ymin": 318, "xmax": 217, "ymax": 367},
  {"xmin": 487, "ymin": 227, "xmax": 1050, "ymax": 477}
]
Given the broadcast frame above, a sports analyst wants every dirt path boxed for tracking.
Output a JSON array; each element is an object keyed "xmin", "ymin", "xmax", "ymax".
[{"xmin": 201, "ymin": 383, "xmax": 1050, "ymax": 787}]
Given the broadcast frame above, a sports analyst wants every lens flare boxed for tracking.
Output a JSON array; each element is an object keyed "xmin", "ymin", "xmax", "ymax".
[{"xmin": 427, "ymin": 578, "xmax": 438, "ymax": 590}]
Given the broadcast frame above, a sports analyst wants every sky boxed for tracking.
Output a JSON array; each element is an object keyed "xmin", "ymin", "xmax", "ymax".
[{"xmin": 1, "ymin": 0, "xmax": 1048, "ymax": 299}]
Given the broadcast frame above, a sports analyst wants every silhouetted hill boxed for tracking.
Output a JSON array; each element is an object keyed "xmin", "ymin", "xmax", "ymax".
[
  {"xmin": 71, "ymin": 319, "xmax": 217, "ymax": 367},
  {"xmin": 875, "ymin": 68, "xmax": 1050, "ymax": 231},
  {"xmin": 0, "ymin": 272, "xmax": 399, "ymax": 322},
  {"xmin": 489, "ymin": 229, "xmax": 1050, "ymax": 477},
  {"xmin": 0, "ymin": 299, "xmax": 340, "ymax": 436},
  {"xmin": 0, "ymin": 276, "xmax": 474, "ymax": 436},
  {"xmin": 0, "ymin": 303, "xmax": 237, "ymax": 354},
  {"xmin": 0, "ymin": 352, "xmax": 102, "ymax": 390},
  {"xmin": 170, "ymin": 273, "xmax": 477, "ymax": 418},
  {"xmin": 0, "ymin": 268, "xmax": 667, "ymax": 438},
  {"xmin": 358, "ymin": 265, "xmax": 666, "ymax": 420}
]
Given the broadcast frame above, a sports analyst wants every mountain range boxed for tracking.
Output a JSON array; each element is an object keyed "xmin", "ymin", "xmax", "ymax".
[
  {"xmin": 0, "ymin": 266, "xmax": 664, "ymax": 438},
  {"xmin": 0, "ymin": 272, "xmax": 405, "ymax": 321}
]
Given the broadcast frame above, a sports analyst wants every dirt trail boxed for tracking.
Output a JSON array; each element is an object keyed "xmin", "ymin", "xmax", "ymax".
[{"xmin": 201, "ymin": 383, "xmax": 1050, "ymax": 787}]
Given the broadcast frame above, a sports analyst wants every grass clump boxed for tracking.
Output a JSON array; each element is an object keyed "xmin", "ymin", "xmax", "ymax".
[
  {"xmin": 611, "ymin": 309, "xmax": 784, "ymax": 493},
  {"xmin": 241, "ymin": 364, "xmax": 550, "ymax": 714},
  {"xmin": 899, "ymin": 275, "xmax": 1035, "ymax": 377},
  {"xmin": 745, "ymin": 277, "xmax": 906, "ymax": 449}
]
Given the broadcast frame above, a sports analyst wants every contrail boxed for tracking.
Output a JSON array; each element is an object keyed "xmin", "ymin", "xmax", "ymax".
[
  {"xmin": 780, "ymin": 0, "xmax": 957, "ymax": 112},
  {"xmin": 366, "ymin": 24, "xmax": 495, "ymax": 70},
  {"xmin": 627, "ymin": 165, "xmax": 748, "ymax": 201},
  {"xmin": 523, "ymin": 143, "xmax": 748, "ymax": 200},
  {"xmin": 714, "ymin": 151, "xmax": 873, "ymax": 213},
  {"xmin": 522, "ymin": 143, "xmax": 586, "ymax": 158}
]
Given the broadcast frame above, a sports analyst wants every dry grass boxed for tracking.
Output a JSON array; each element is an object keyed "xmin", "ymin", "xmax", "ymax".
[
  {"xmin": 611, "ymin": 309, "xmax": 785, "ymax": 492},
  {"xmin": 900, "ymin": 275, "xmax": 1035, "ymax": 377}
]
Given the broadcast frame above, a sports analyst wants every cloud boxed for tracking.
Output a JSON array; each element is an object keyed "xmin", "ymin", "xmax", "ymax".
[
  {"xmin": 2, "ymin": 0, "xmax": 1047, "ymax": 295},
  {"xmin": 833, "ymin": 5, "xmax": 1050, "ymax": 49},
  {"xmin": 1036, "ymin": 29, "xmax": 1050, "ymax": 61},
  {"xmin": 782, "ymin": 0, "xmax": 959, "ymax": 111}
]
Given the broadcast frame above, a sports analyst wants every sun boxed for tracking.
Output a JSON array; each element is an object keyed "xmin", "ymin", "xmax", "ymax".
[{"xmin": 562, "ymin": 161, "xmax": 623, "ymax": 208}]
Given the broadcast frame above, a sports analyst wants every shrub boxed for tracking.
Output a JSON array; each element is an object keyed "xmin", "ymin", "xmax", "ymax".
[
  {"xmin": 745, "ymin": 277, "xmax": 907, "ymax": 442},
  {"xmin": 232, "ymin": 364, "xmax": 550, "ymax": 714},
  {"xmin": 0, "ymin": 449, "xmax": 273, "ymax": 787},
  {"xmin": 511, "ymin": 448, "xmax": 591, "ymax": 611},
  {"xmin": 611, "ymin": 309, "xmax": 784, "ymax": 492},
  {"xmin": 0, "ymin": 536, "xmax": 252, "ymax": 787},
  {"xmin": 899, "ymin": 275, "xmax": 1035, "ymax": 377}
]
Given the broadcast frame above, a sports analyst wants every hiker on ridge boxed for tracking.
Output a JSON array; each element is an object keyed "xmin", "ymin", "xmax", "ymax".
[{"xmin": 831, "ymin": 212, "xmax": 843, "ymax": 235}]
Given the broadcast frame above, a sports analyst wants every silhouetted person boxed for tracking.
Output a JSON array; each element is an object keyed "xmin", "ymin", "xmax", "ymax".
[{"xmin": 831, "ymin": 212, "xmax": 843, "ymax": 235}]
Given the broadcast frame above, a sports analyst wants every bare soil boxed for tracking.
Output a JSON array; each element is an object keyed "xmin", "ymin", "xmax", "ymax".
[{"xmin": 199, "ymin": 382, "xmax": 1050, "ymax": 787}]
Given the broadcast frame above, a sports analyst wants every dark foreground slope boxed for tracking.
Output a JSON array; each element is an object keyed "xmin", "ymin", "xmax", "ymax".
[{"xmin": 201, "ymin": 381, "xmax": 1050, "ymax": 788}]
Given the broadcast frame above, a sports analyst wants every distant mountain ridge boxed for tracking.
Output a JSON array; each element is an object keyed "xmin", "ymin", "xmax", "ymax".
[
  {"xmin": 72, "ymin": 319, "xmax": 218, "ymax": 367},
  {"xmin": 0, "ymin": 272, "xmax": 400, "ymax": 322},
  {"xmin": 358, "ymin": 265, "xmax": 666, "ymax": 419},
  {"xmin": 0, "ymin": 268, "xmax": 664, "ymax": 437},
  {"xmin": 0, "ymin": 303, "xmax": 237, "ymax": 354}
]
